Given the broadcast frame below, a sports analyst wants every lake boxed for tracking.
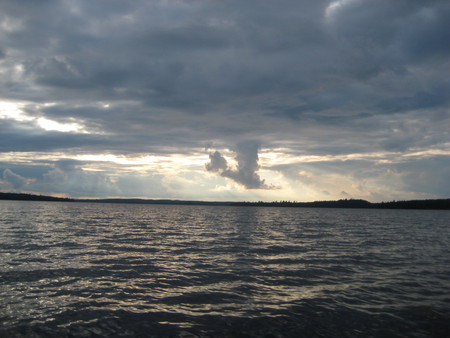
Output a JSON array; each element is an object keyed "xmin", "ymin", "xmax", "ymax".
[{"xmin": 0, "ymin": 201, "xmax": 449, "ymax": 337}]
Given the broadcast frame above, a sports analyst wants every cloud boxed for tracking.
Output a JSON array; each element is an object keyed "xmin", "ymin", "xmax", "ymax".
[
  {"xmin": 206, "ymin": 141, "xmax": 271, "ymax": 189},
  {"xmin": 22, "ymin": 159, "xmax": 122, "ymax": 197},
  {"xmin": 206, "ymin": 151, "xmax": 229, "ymax": 173},
  {"xmin": 0, "ymin": 1, "xmax": 449, "ymax": 200},
  {"xmin": 325, "ymin": 0, "xmax": 362, "ymax": 20},
  {"xmin": 0, "ymin": 158, "xmax": 183, "ymax": 199},
  {"xmin": 2, "ymin": 169, "xmax": 30, "ymax": 189}
]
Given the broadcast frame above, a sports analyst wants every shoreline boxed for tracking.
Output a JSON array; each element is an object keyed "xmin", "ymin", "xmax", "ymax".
[{"xmin": 1, "ymin": 192, "xmax": 449, "ymax": 210}]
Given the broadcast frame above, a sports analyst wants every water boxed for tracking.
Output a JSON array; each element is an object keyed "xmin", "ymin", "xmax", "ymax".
[{"xmin": 0, "ymin": 201, "xmax": 449, "ymax": 337}]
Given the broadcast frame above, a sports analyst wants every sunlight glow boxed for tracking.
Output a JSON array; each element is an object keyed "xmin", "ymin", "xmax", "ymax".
[
  {"xmin": 74, "ymin": 153, "xmax": 208, "ymax": 170},
  {"xmin": 37, "ymin": 117, "xmax": 84, "ymax": 133},
  {"xmin": 0, "ymin": 101, "xmax": 89, "ymax": 133},
  {"xmin": 0, "ymin": 101, "xmax": 32, "ymax": 121},
  {"xmin": 405, "ymin": 148, "xmax": 450, "ymax": 157},
  {"xmin": 259, "ymin": 149, "xmax": 397, "ymax": 166}
]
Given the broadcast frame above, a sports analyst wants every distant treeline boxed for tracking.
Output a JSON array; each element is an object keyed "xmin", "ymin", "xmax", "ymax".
[
  {"xmin": 0, "ymin": 192, "xmax": 74, "ymax": 202},
  {"xmin": 372, "ymin": 199, "xmax": 450, "ymax": 210},
  {"xmin": 235, "ymin": 199, "xmax": 450, "ymax": 210},
  {"xmin": 1, "ymin": 192, "xmax": 449, "ymax": 210}
]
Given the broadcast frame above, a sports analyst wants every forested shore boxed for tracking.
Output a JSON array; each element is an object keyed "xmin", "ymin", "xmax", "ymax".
[{"xmin": 1, "ymin": 192, "xmax": 449, "ymax": 210}]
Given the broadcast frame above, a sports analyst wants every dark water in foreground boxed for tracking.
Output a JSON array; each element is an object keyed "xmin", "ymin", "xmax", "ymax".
[{"xmin": 0, "ymin": 201, "xmax": 449, "ymax": 338}]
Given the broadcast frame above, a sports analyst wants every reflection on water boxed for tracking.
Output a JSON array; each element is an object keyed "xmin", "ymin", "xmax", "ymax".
[{"xmin": 1, "ymin": 201, "xmax": 449, "ymax": 337}]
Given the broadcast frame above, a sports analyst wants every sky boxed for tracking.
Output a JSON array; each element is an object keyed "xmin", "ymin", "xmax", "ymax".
[{"xmin": 0, "ymin": 0, "xmax": 449, "ymax": 202}]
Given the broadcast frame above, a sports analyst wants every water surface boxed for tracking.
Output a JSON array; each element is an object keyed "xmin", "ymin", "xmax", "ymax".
[{"xmin": 1, "ymin": 201, "xmax": 449, "ymax": 337}]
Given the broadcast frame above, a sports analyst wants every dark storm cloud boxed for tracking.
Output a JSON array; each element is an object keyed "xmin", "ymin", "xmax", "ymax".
[
  {"xmin": 0, "ymin": 0, "xmax": 449, "ymax": 198},
  {"xmin": 3, "ymin": 1, "xmax": 449, "ymax": 121},
  {"xmin": 377, "ymin": 82, "xmax": 450, "ymax": 113}
]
